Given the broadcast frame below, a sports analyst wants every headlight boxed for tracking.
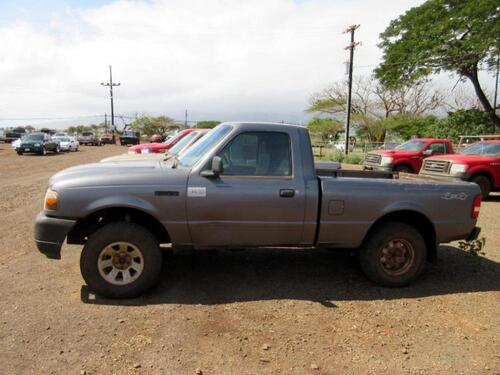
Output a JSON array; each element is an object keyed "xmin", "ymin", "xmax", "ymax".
[
  {"xmin": 34, "ymin": 143, "xmax": 41, "ymax": 147},
  {"xmin": 44, "ymin": 189, "xmax": 59, "ymax": 210},
  {"xmin": 450, "ymin": 163, "xmax": 468, "ymax": 175},
  {"xmin": 380, "ymin": 156, "xmax": 393, "ymax": 166}
]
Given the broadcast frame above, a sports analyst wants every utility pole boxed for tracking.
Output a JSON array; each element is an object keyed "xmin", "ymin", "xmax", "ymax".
[
  {"xmin": 100, "ymin": 65, "xmax": 120, "ymax": 132},
  {"xmin": 494, "ymin": 55, "xmax": 499, "ymax": 133},
  {"xmin": 343, "ymin": 24, "xmax": 360, "ymax": 155},
  {"xmin": 104, "ymin": 113, "xmax": 108, "ymax": 132},
  {"xmin": 184, "ymin": 109, "xmax": 188, "ymax": 129}
]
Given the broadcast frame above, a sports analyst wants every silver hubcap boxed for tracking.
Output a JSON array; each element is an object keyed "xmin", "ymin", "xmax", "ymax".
[
  {"xmin": 380, "ymin": 239, "xmax": 415, "ymax": 276},
  {"xmin": 97, "ymin": 242, "xmax": 144, "ymax": 285}
]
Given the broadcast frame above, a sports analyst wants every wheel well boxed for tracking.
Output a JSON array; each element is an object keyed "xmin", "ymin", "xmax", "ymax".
[
  {"xmin": 364, "ymin": 210, "xmax": 437, "ymax": 262},
  {"xmin": 67, "ymin": 207, "xmax": 170, "ymax": 245},
  {"xmin": 469, "ymin": 171, "xmax": 493, "ymax": 186}
]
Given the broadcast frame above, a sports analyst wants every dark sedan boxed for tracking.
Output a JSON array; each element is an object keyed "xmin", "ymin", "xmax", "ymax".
[{"xmin": 16, "ymin": 133, "xmax": 60, "ymax": 155}]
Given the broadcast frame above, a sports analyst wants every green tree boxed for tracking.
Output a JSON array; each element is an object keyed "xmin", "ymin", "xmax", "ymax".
[
  {"xmin": 381, "ymin": 115, "xmax": 441, "ymax": 139},
  {"xmin": 24, "ymin": 125, "xmax": 35, "ymax": 132},
  {"xmin": 196, "ymin": 121, "xmax": 221, "ymax": 129},
  {"xmin": 129, "ymin": 116, "xmax": 179, "ymax": 137},
  {"xmin": 307, "ymin": 117, "xmax": 343, "ymax": 141},
  {"xmin": 375, "ymin": 0, "xmax": 500, "ymax": 125},
  {"xmin": 66, "ymin": 126, "xmax": 77, "ymax": 135},
  {"xmin": 427, "ymin": 109, "xmax": 494, "ymax": 141}
]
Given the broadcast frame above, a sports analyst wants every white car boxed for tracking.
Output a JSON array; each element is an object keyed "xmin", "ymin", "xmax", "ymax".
[
  {"xmin": 11, "ymin": 138, "xmax": 22, "ymax": 149},
  {"xmin": 57, "ymin": 136, "xmax": 79, "ymax": 152}
]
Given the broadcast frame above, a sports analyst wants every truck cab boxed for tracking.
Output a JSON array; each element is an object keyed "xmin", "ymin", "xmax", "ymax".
[{"xmin": 364, "ymin": 138, "xmax": 454, "ymax": 173}]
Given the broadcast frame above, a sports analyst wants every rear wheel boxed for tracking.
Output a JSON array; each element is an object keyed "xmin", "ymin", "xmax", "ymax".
[
  {"xmin": 394, "ymin": 164, "xmax": 413, "ymax": 174},
  {"xmin": 471, "ymin": 175, "xmax": 491, "ymax": 200},
  {"xmin": 80, "ymin": 222, "xmax": 162, "ymax": 299},
  {"xmin": 359, "ymin": 222, "xmax": 426, "ymax": 287}
]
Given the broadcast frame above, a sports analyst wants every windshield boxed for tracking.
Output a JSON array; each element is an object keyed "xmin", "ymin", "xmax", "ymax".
[
  {"xmin": 395, "ymin": 140, "xmax": 427, "ymax": 152},
  {"xmin": 169, "ymin": 132, "xmax": 199, "ymax": 154},
  {"xmin": 177, "ymin": 125, "xmax": 232, "ymax": 167},
  {"xmin": 58, "ymin": 137, "xmax": 71, "ymax": 142},
  {"xmin": 82, "ymin": 132, "xmax": 93, "ymax": 136},
  {"xmin": 460, "ymin": 142, "xmax": 500, "ymax": 156},
  {"xmin": 24, "ymin": 134, "xmax": 44, "ymax": 141}
]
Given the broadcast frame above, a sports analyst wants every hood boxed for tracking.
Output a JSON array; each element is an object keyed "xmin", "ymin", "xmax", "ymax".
[
  {"xmin": 426, "ymin": 153, "xmax": 497, "ymax": 163},
  {"xmin": 101, "ymin": 153, "xmax": 166, "ymax": 162},
  {"xmin": 368, "ymin": 149, "xmax": 419, "ymax": 157},
  {"xmin": 129, "ymin": 143, "xmax": 170, "ymax": 152},
  {"xmin": 21, "ymin": 139, "xmax": 43, "ymax": 145},
  {"xmin": 49, "ymin": 159, "xmax": 189, "ymax": 190}
]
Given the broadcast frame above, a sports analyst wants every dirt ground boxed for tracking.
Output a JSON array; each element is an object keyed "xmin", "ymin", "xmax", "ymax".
[{"xmin": 0, "ymin": 143, "xmax": 499, "ymax": 375}]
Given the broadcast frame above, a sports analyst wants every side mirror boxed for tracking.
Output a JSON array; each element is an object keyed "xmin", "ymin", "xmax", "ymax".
[
  {"xmin": 201, "ymin": 156, "xmax": 223, "ymax": 178},
  {"xmin": 422, "ymin": 149, "xmax": 433, "ymax": 156}
]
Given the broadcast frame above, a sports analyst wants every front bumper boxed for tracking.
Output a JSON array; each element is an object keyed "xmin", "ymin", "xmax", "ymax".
[
  {"xmin": 34, "ymin": 212, "xmax": 76, "ymax": 259},
  {"xmin": 363, "ymin": 164, "xmax": 393, "ymax": 172},
  {"xmin": 418, "ymin": 172, "xmax": 470, "ymax": 182},
  {"xmin": 18, "ymin": 145, "xmax": 43, "ymax": 153}
]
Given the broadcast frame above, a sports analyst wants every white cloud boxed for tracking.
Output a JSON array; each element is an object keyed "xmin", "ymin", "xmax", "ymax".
[{"xmin": 2, "ymin": 0, "xmax": 490, "ymax": 127}]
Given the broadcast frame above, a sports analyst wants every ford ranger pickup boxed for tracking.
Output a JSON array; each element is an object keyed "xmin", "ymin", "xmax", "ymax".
[{"xmin": 34, "ymin": 122, "xmax": 481, "ymax": 298}]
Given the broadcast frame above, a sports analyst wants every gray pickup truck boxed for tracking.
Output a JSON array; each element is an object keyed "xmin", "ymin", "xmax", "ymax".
[{"xmin": 35, "ymin": 122, "xmax": 481, "ymax": 298}]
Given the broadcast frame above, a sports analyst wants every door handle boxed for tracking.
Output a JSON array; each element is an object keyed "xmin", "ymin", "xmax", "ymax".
[{"xmin": 279, "ymin": 189, "xmax": 295, "ymax": 198}]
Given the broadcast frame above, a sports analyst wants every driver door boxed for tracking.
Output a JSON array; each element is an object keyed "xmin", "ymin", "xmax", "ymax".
[{"xmin": 186, "ymin": 130, "xmax": 306, "ymax": 247}]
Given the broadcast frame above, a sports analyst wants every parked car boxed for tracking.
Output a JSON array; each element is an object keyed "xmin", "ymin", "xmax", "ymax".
[
  {"xmin": 100, "ymin": 133, "xmax": 115, "ymax": 144},
  {"xmin": 419, "ymin": 140, "xmax": 500, "ymax": 199},
  {"xmin": 119, "ymin": 130, "xmax": 140, "ymax": 146},
  {"xmin": 101, "ymin": 129, "xmax": 210, "ymax": 162},
  {"xmin": 363, "ymin": 138, "xmax": 454, "ymax": 173},
  {"xmin": 78, "ymin": 132, "xmax": 101, "ymax": 146},
  {"xmin": 11, "ymin": 137, "xmax": 24, "ymax": 149},
  {"xmin": 16, "ymin": 132, "xmax": 60, "ymax": 155},
  {"xmin": 5, "ymin": 131, "xmax": 24, "ymax": 144},
  {"xmin": 128, "ymin": 128, "xmax": 197, "ymax": 154},
  {"xmin": 57, "ymin": 137, "xmax": 80, "ymax": 152},
  {"xmin": 34, "ymin": 122, "xmax": 481, "ymax": 298}
]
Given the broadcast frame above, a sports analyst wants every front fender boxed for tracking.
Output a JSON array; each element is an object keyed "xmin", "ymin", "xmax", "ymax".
[{"xmin": 81, "ymin": 195, "xmax": 162, "ymax": 219}]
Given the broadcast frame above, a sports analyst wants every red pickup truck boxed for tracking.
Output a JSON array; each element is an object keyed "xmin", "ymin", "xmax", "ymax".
[
  {"xmin": 419, "ymin": 140, "xmax": 500, "ymax": 199},
  {"xmin": 128, "ymin": 128, "xmax": 197, "ymax": 154},
  {"xmin": 363, "ymin": 138, "xmax": 454, "ymax": 173}
]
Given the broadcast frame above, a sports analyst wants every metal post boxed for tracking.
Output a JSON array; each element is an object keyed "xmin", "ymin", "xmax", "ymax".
[
  {"xmin": 343, "ymin": 25, "xmax": 360, "ymax": 155},
  {"xmin": 184, "ymin": 109, "xmax": 188, "ymax": 129}
]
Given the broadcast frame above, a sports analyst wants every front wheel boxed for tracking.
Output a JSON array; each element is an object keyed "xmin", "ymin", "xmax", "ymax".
[
  {"xmin": 80, "ymin": 222, "xmax": 163, "ymax": 298},
  {"xmin": 55, "ymin": 145, "xmax": 60, "ymax": 153},
  {"xmin": 40, "ymin": 147, "xmax": 47, "ymax": 156},
  {"xmin": 359, "ymin": 222, "xmax": 426, "ymax": 287},
  {"xmin": 471, "ymin": 175, "xmax": 491, "ymax": 200},
  {"xmin": 393, "ymin": 165, "xmax": 413, "ymax": 174},
  {"xmin": 17, "ymin": 151, "xmax": 23, "ymax": 155}
]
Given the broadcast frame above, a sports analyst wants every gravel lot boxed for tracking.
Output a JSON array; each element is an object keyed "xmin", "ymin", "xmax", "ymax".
[{"xmin": 0, "ymin": 143, "xmax": 499, "ymax": 375}]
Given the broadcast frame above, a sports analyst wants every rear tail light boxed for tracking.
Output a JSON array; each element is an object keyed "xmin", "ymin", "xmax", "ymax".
[{"xmin": 471, "ymin": 194, "xmax": 481, "ymax": 219}]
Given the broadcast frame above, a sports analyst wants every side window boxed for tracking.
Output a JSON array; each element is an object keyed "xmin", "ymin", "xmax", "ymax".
[
  {"xmin": 428, "ymin": 142, "xmax": 445, "ymax": 155},
  {"xmin": 218, "ymin": 132, "xmax": 291, "ymax": 177}
]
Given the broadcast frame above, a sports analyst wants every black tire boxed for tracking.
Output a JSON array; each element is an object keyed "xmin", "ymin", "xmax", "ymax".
[
  {"xmin": 471, "ymin": 175, "xmax": 491, "ymax": 200},
  {"xmin": 17, "ymin": 151, "xmax": 23, "ymax": 155},
  {"xmin": 55, "ymin": 145, "xmax": 60, "ymax": 153},
  {"xmin": 80, "ymin": 222, "xmax": 162, "ymax": 299},
  {"xmin": 393, "ymin": 164, "xmax": 413, "ymax": 174},
  {"xmin": 40, "ymin": 146, "xmax": 47, "ymax": 156},
  {"xmin": 359, "ymin": 222, "xmax": 427, "ymax": 287}
]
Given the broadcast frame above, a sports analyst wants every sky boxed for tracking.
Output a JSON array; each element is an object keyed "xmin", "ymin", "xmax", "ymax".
[{"xmin": 0, "ymin": 0, "xmax": 496, "ymax": 129}]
